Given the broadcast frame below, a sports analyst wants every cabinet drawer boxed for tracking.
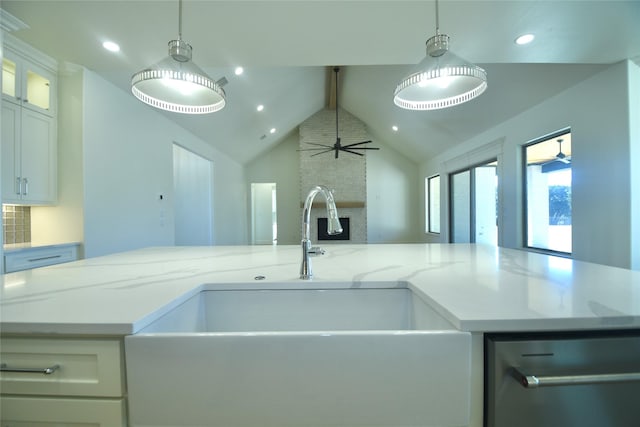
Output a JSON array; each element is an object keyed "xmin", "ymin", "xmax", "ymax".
[
  {"xmin": 4, "ymin": 245, "xmax": 78, "ymax": 273},
  {"xmin": 0, "ymin": 338, "xmax": 124, "ymax": 397},
  {"xmin": 1, "ymin": 395, "xmax": 126, "ymax": 426}
]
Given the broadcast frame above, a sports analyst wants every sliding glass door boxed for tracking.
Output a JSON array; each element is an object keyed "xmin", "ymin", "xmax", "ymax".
[
  {"xmin": 524, "ymin": 130, "xmax": 572, "ymax": 254},
  {"xmin": 450, "ymin": 160, "xmax": 498, "ymax": 245},
  {"xmin": 451, "ymin": 170, "xmax": 471, "ymax": 242}
]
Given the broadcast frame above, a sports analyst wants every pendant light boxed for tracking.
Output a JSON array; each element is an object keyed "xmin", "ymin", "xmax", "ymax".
[
  {"xmin": 393, "ymin": 0, "xmax": 487, "ymax": 110},
  {"xmin": 131, "ymin": 0, "xmax": 226, "ymax": 114}
]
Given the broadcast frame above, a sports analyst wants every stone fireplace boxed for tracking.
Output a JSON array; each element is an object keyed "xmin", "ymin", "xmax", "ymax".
[{"xmin": 299, "ymin": 108, "xmax": 370, "ymax": 243}]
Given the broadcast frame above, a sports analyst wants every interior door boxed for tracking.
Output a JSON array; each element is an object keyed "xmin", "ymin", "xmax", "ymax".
[
  {"xmin": 251, "ymin": 183, "xmax": 277, "ymax": 245},
  {"xmin": 173, "ymin": 144, "xmax": 213, "ymax": 246}
]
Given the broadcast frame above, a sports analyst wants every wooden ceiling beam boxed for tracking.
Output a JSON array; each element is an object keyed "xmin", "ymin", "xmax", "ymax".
[{"xmin": 326, "ymin": 65, "xmax": 339, "ymax": 110}]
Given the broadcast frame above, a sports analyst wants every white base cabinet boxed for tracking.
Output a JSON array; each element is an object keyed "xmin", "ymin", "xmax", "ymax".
[
  {"xmin": 1, "ymin": 396, "xmax": 126, "ymax": 426},
  {"xmin": 4, "ymin": 244, "xmax": 80, "ymax": 273},
  {"xmin": 0, "ymin": 337, "xmax": 127, "ymax": 426}
]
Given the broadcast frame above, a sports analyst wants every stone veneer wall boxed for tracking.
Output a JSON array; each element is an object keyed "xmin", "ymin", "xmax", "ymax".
[{"xmin": 299, "ymin": 108, "xmax": 369, "ymax": 243}]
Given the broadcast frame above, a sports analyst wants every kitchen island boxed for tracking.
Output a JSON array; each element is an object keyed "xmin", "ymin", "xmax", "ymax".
[{"xmin": 2, "ymin": 244, "xmax": 640, "ymax": 426}]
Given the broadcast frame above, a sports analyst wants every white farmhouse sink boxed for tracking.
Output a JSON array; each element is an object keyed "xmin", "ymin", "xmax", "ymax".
[
  {"xmin": 136, "ymin": 286, "xmax": 456, "ymax": 333},
  {"xmin": 126, "ymin": 283, "xmax": 471, "ymax": 427}
]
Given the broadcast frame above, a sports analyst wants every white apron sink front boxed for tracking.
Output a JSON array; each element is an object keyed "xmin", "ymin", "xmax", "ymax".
[{"xmin": 125, "ymin": 283, "xmax": 471, "ymax": 427}]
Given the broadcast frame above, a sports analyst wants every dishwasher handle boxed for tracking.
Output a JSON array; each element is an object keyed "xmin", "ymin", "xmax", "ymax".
[{"xmin": 511, "ymin": 367, "xmax": 640, "ymax": 388}]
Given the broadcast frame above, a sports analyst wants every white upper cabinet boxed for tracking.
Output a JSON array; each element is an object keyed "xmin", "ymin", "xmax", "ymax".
[
  {"xmin": 2, "ymin": 101, "xmax": 57, "ymax": 204},
  {"xmin": 2, "ymin": 40, "xmax": 56, "ymax": 116},
  {"xmin": 1, "ymin": 35, "xmax": 58, "ymax": 205}
]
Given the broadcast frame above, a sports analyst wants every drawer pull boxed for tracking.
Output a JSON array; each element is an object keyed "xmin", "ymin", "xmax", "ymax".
[
  {"xmin": 28, "ymin": 255, "xmax": 62, "ymax": 263},
  {"xmin": 0, "ymin": 363, "xmax": 60, "ymax": 375}
]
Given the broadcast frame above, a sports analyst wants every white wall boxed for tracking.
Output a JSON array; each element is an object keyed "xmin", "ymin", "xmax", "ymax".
[
  {"xmin": 82, "ymin": 71, "xmax": 174, "ymax": 257},
  {"xmin": 210, "ymin": 146, "xmax": 248, "ymax": 246},
  {"xmin": 367, "ymin": 138, "xmax": 422, "ymax": 243},
  {"xmin": 421, "ymin": 60, "xmax": 637, "ymax": 269},
  {"xmin": 246, "ymin": 125, "xmax": 422, "ymax": 245},
  {"xmin": 245, "ymin": 132, "xmax": 302, "ymax": 245},
  {"xmin": 629, "ymin": 60, "xmax": 640, "ymax": 270},
  {"xmin": 38, "ymin": 68, "xmax": 247, "ymax": 259}
]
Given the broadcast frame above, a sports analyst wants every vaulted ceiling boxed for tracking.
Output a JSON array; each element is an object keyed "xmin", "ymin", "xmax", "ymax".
[{"xmin": 3, "ymin": 1, "xmax": 639, "ymax": 165}]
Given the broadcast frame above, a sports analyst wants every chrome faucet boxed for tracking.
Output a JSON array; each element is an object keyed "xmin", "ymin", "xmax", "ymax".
[{"xmin": 300, "ymin": 185, "xmax": 343, "ymax": 279}]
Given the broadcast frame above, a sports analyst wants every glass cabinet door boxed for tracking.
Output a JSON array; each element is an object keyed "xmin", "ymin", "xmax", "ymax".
[
  {"xmin": 25, "ymin": 66, "xmax": 51, "ymax": 111},
  {"xmin": 2, "ymin": 55, "xmax": 52, "ymax": 113},
  {"xmin": 2, "ymin": 57, "xmax": 18, "ymax": 99}
]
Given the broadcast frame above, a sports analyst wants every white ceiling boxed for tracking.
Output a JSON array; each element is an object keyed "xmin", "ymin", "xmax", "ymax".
[{"xmin": 2, "ymin": 1, "xmax": 639, "ymax": 164}]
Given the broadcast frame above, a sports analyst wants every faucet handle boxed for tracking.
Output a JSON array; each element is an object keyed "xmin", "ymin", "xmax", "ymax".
[{"xmin": 308, "ymin": 246, "xmax": 326, "ymax": 256}]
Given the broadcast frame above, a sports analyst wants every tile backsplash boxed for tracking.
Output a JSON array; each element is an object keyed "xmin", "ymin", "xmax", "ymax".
[{"xmin": 3, "ymin": 205, "xmax": 31, "ymax": 244}]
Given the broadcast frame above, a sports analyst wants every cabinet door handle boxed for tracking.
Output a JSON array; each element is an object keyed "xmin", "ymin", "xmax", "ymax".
[
  {"xmin": 15, "ymin": 177, "xmax": 21, "ymax": 195},
  {"xmin": 0, "ymin": 363, "xmax": 60, "ymax": 375},
  {"xmin": 22, "ymin": 177, "xmax": 28, "ymax": 195}
]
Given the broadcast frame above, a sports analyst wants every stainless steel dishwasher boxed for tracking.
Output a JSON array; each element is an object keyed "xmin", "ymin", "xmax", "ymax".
[{"xmin": 485, "ymin": 330, "xmax": 640, "ymax": 427}]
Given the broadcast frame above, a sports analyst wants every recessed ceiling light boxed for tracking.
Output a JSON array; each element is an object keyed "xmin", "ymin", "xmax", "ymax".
[
  {"xmin": 257, "ymin": 104, "xmax": 264, "ymax": 112},
  {"xmin": 234, "ymin": 66, "xmax": 244, "ymax": 75},
  {"xmin": 392, "ymin": 125, "xmax": 399, "ymax": 132},
  {"xmin": 515, "ymin": 34, "xmax": 535, "ymax": 45},
  {"xmin": 270, "ymin": 128, "xmax": 276, "ymax": 134},
  {"xmin": 102, "ymin": 41, "xmax": 120, "ymax": 52}
]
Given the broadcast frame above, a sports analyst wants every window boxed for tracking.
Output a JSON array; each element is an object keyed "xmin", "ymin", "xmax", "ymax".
[
  {"xmin": 426, "ymin": 175, "xmax": 440, "ymax": 233},
  {"xmin": 450, "ymin": 160, "xmax": 498, "ymax": 245},
  {"xmin": 524, "ymin": 130, "xmax": 572, "ymax": 254}
]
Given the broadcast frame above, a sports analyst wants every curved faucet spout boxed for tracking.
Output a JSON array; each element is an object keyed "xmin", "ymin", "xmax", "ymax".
[{"xmin": 300, "ymin": 186, "xmax": 343, "ymax": 280}]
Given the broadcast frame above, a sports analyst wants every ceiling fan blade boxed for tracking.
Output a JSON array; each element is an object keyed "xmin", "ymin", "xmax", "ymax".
[
  {"xmin": 310, "ymin": 148, "xmax": 335, "ymax": 157},
  {"xmin": 541, "ymin": 159, "xmax": 571, "ymax": 173},
  {"xmin": 298, "ymin": 148, "xmax": 337, "ymax": 152},
  {"xmin": 540, "ymin": 155, "xmax": 571, "ymax": 166},
  {"xmin": 305, "ymin": 142, "xmax": 334, "ymax": 148},
  {"xmin": 347, "ymin": 147, "xmax": 380, "ymax": 151},
  {"xmin": 340, "ymin": 148, "xmax": 364, "ymax": 156},
  {"xmin": 341, "ymin": 140, "xmax": 373, "ymax": 148}
]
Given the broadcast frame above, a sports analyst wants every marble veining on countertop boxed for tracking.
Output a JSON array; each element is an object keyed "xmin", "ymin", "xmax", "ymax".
[{"xmin": 1, "ymin": 244, "xmax": 639, "ymax": 335}]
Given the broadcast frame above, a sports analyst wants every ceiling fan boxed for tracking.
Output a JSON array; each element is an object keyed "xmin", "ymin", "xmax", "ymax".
[
  {"xmin": 299, "ymin": 67, "xmax": 380, "ymax": 159},
  {"xmin": 551, "ymin": 138, "xmax": 570, "ymax": 164},
  {"xmin": 540, "ymin": 138, "xmax": 571, "ymax": 173}
]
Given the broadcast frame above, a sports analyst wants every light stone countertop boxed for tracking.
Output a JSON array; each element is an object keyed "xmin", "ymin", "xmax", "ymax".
[{"xmin": 1, "ymin": 244, "xmax": 639, "ymax": 335}]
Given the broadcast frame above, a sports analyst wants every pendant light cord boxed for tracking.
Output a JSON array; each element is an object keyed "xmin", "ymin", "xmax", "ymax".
[
  {"xmin": 178, "ymin": 0, "xmax": 183, "ymax": 40},
  {"xmin": 434, "ymin": 0, "xmax": 440, "ymax": 35}
]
